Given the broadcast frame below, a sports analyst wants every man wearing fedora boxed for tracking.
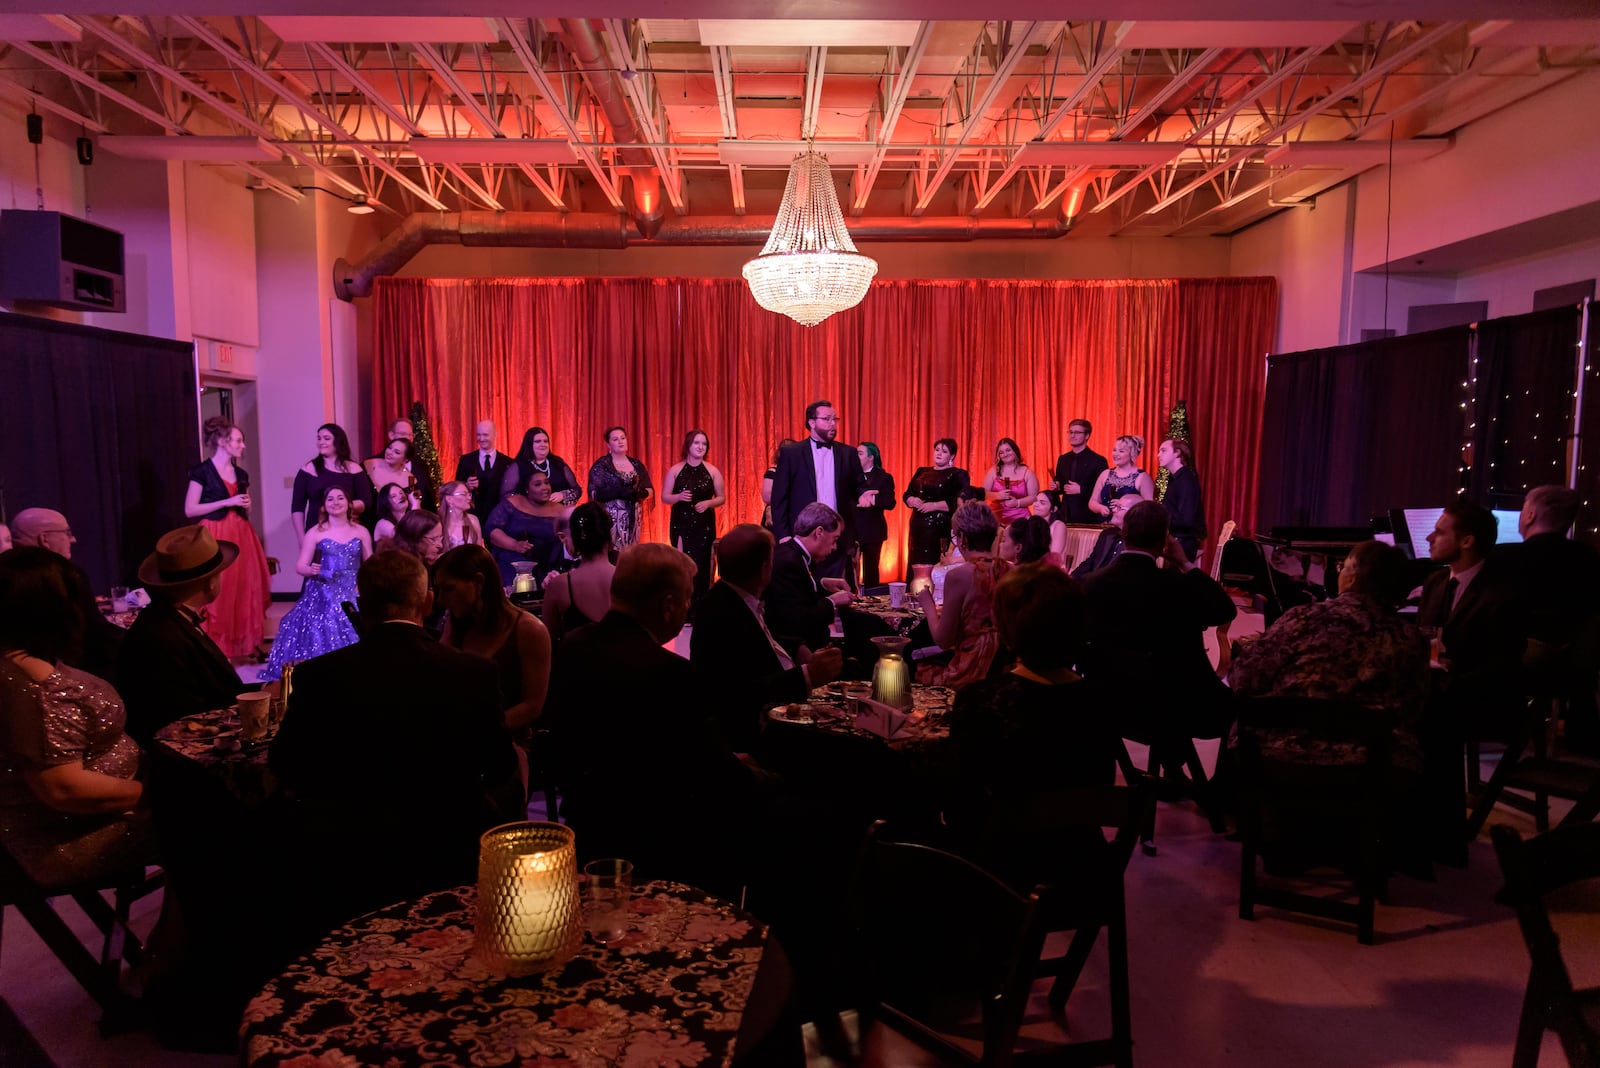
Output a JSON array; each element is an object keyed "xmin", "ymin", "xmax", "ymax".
[{"xmin": 118, "ymin": 525, "xmax": 248, "ymax": 744}]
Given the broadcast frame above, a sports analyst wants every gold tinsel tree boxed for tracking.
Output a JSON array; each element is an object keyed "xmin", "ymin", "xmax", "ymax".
[
  {"xmin": 1156, "ymin": 399, "xmax": 1189, "ymax": 501},
  {"xmin": 408, "ymin": 401, "xmax": 446, "ymax": 504}
]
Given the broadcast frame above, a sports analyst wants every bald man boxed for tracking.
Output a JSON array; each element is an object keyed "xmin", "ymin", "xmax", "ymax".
[
  {"xmin": 454, "ymin": 420, "xmax": 511, "ymax": 525},
  {"xmin": 11, "ymin": 508, "xmax": 75, "ymax": 559}
]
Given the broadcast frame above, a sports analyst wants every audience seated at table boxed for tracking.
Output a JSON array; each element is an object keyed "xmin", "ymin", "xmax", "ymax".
[
  {"xmin": 117, "ymin": 525, "xmax": 248, "ymax": 744},
  {"xmin": 948, "ymin": 562, "xmax": 1119, "ymax": 885},
  {"xmin": 541, "ymin": 502, "xmax": 615, "ymax": 643},
  {"xmin": 0, "ymin": 547, "xmax": 153, "ymax": 889},
  {"xmin": 691, "ymin": 524, "xmax": 844, "ymax": 752},
  {"xmin": 763, "ymin": 502, "xmax": 855, "ymax": 657},
  {"xmin": 269, "ymin": 550, "xmax": 519, "ymax": 935},
  {"xmin": 1079, "ymin": 501, "xmax": 1236, "ymax": 742},
  {"xmin": 915, "ymin": 501, "xmax": 1002, "ymax": 688},
  {"xmin": 543, "ymin": 544, "xmax": 765, "ymax": 897},
  {"xmin": 1071, "ymin": 492, "xmax": 1136, "ymax": 577},
  {"xmin": 1228, "ymin": 540, "xmax": 1429, "ymax": 770},
  {"xmin": 378, "ymin": 508, "xmax": 444, "ymax": 569},
  {"xmin": 437, "ymin": 544, "xmax": 552, "ymax": 732},
  {"xmin": 1417, "ymin": 498, "xmax": 1526, "ymax": 733},
  {"xmin": 10, "ymin": 507, "xmax": 124, "ymax": 682},
  {"xmin": 997, "ymin": 514, "xmax": 1060, "ymax": 569}
]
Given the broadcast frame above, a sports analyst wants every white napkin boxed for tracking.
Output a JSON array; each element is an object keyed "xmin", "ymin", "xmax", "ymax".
[
  {"xmin": 854, "ymin": 698, "xmax": 910, "ymax": 740},
  {"xmin": 127, "ymin": 588, "xmax": 152, "ymax": 608}
]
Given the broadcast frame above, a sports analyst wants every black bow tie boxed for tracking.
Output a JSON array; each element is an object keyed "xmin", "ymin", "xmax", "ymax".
[{"xmin": 813, "ymin": 440, "xmax": 830, "ymax": 450}]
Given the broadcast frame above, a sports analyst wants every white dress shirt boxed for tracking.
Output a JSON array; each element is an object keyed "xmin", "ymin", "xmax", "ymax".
[{"xmin": 811, "ymin": 440, "xmax": 836, "ymax": 510}]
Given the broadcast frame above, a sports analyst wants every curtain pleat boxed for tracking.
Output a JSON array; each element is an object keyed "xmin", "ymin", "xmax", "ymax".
[{"xmin": 373, "ymin": 275, "xmax": 1276, "ymax": 579}]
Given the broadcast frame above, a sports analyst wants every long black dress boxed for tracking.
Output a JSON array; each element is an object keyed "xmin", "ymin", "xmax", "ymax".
[
  {"xmin": 670, "ymin": 462, "xmax": 717, "ymax": 605},
  {"xmin": 290, "ymin": 463, "xmax": 375, "ymax": 535},
  {"xmin": 903, "ymin": 466, "xmax": 969, "ymax": 566},
  {"xmin": 855, "ymin": 465, "xmax": 897, "ymax": 587}
]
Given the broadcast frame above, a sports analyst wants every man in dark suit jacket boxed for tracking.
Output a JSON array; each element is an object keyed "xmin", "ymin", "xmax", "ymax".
[
  {"xmin": 691, "ymin": 524, "xmax": 844, "ymax": 751},
  {"xmin": 770, "ymin": 399, "xmax": 864, "ymax": 579},
  {"xmin": 269, "ymin": 550, "xmax": 518, "ymax": 937},
  {"xmin": 118, "ymin": 525, "xmax": 247, "ymax": 743},
  {"xmin": 543, "ymin": 544, "xmax": 764, "ymax": 897},
  {"xmin": 1071, "ymin": 493, "xmax": 1138, "ymax": 578},
  {"xmin": 763, "ymin": 503, "xmax": 855, "ymax": 657},
  {"xmin": 369, "ymin": 416, "xmax": 435, "ymax": 512},
  {"xmin": 454, "ymin": 419, "xmax": 513, "ymax": 525},
  {"xmin": 1080, "ymin": 501, "xmax": 1237, "ymax": 740},
  {"xmin": 1417, "ymin": 498, "xmax": 1525, "ymax": 725},
  {"xmin": 1051, "ymin": 418, "xmax": 1109, "ymax": 524},
  {"xmin": 1157, "ymin": 438, "xmax": 1208, "ymax": 563}
]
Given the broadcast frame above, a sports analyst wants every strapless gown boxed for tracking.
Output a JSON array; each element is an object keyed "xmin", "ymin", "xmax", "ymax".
[{"xmin": 261, "ymin": 538, "xmax": 363, "ymax": 681}]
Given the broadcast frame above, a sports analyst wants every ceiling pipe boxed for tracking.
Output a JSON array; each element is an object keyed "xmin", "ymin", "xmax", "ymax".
[
  {"xmin": 333, "ymin": 211, "xmax": 1071, "ymax": 300},
  {"xmin": 557, "ymin": 17, "xmax": 664, "ymax": 238}
]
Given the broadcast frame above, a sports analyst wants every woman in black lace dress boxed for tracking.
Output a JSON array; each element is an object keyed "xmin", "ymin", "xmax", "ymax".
[
  {"xmin": 586, "ymin": 426, "xmax": 653, "ymax": 550},
  {"xmin": 663, "ymin": 429, "xmax": 726, "ymax": 610}
]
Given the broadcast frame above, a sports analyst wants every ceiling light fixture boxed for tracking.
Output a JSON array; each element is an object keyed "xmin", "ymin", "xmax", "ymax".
[
  {"xmin": 347, "ymin": 194, "xmax": 376, "ymax": 215},
  {"xmin": 742, "ymin": 150, "xmax": 877, "ymax": 328}
]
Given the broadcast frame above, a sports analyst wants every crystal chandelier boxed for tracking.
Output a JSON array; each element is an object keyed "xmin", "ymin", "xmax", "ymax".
[{"xmin": 742, "ymin": 150, "xmax": 878, "ymax": 327}]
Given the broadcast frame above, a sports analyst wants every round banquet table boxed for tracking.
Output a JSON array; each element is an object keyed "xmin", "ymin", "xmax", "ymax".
[
  {"xmin": 151, "ymin": 706, "xmax": 278, "ymax": 808},
  {"xmin": 768, "ymin": 682, "xmax": 954, "ymax": 750},
  {"xmin": 241, "ymin": 880, "xmax": 786, "ymax": 1067}
]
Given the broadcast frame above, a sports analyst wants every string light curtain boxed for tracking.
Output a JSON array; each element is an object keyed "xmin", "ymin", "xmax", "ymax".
[
  {"xmin": 1465, "ymin": 305, "xmax": 1582, "ymax": 506},
  {"xmin": 372, "ymin": 275, "xmax": 1276, "ymax": 579}
]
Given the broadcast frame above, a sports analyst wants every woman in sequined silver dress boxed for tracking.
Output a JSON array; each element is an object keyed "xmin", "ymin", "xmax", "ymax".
[{"xmin": 0, "ymin": 548, "xmax": 152, "ymax": 888}]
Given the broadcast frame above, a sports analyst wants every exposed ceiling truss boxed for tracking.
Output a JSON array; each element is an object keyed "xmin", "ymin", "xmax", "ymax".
[{"xmin": 1, "ymin": 15, "xmax": 1596, "ymax": 236}]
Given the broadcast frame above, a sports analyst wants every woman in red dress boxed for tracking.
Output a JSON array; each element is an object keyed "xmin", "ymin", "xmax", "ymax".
[{"xmin": 184, "ymin": 417, "xmax": 271, "ymax": 659}]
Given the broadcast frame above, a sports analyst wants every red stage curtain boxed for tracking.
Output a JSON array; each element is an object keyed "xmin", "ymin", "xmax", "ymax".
[{"xmin": 372, "ymin": 275, "xmax": 1276, "ymax": 579}]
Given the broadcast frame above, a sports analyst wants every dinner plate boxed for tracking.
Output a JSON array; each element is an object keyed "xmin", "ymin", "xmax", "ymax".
[{"xmin": 770, "ymin": 704, "xmax": 818, "ymax": 725}]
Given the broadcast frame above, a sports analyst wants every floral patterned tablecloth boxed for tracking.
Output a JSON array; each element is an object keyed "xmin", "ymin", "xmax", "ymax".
[
  {"xmin": 767, "ymin": 683, "xmax": 953, "ymax": 752},
  {"xmin": 151, "ymin": 707, "xmax": 277, "ymax": 808},
  {"xmin": 241, "ymin": 881, "xmax": 768, "ymax": 1067}
]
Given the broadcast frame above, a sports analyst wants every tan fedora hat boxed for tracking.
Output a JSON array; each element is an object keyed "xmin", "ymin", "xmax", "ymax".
[{"xmin": 138, "ymin": 525, "xmax": 239, "ymax": 587}]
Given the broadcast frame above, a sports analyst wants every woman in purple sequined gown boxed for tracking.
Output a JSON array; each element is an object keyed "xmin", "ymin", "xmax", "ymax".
[{"xmin": 263, "ymin": 486, "xmax": 372, "ymax": 681}]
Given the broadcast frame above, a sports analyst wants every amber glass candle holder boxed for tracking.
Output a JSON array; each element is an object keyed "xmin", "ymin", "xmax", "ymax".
[{"xmin": 473, "ymin": 821, "xmax": 582, "ymax": 976}]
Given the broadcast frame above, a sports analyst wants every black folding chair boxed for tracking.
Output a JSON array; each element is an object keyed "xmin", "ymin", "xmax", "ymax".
[
  {"xmin": 845, "ymin": 821, "xmax": 1048, "ymax": 1068},
  {"xmin": 1491, "ymin": 823, "xmax": 1600, "ymax": 1068},
  {"xmin": 0, "ymin": 839, "xmax": 162, "ymax": 1027},
  {"xmin": 1234, "ymin": 697, "xmax": 1394, "ymax": 945}
]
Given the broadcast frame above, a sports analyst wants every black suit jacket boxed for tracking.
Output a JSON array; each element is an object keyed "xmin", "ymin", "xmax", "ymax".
[
  {"xmin": 1163, "ymin": 464, "xmax": 1207, "ymax": 560},
  {"xmin": 269, "ymin": 622, "xmax": 517, "ymax": 926},
  {"xmin": 1080, "ymin": 552, "xmax": 1236, "ymax": 737},
  {"xmin": 691, "ymin": 580, "xmax": 809, "ymax": 751},
  {"xmin": 771, "ymin": 438, "xmax": 864, "ymax": 544},
  {"xmin": 1490, "ymin": 533, "xmax": 1600, "ymax": 648},
  {"xmin": 544, "ymin": 610, "xmax": 757, "ymax": 893},
  {"xmin": 763, "ymin": 539, "xmax": 836, "ymax": 654},
  {"xmin": 455, "ymin": 450, "xmax": 514, "ymax": 524},
  {"xmin": 855, "ymin": 466, "xmax": 898, "ymax": 545},
  {"xmin": 118, "ymin": 597, "xmax": 246, "ymax": 744},
  {"xmin": 1053, "ymin": 447, "xmax": 1108, "ymax": 524},
  {"xmin": 1418, "ymin": 565, "xmax": 1525, "ymax": 708}
]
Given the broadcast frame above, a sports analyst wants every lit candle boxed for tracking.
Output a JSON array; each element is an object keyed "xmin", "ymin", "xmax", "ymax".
[
  {"xmin": 512, "ymin": 562, "xmax": 537, "ymax": 595},
  {"xmin": 872, "ymin": 653, "xmax": 912, "ymax": 711},
  {"xmin": 474, "ymin": 822, "xmax": 582, "ymax": 976}
]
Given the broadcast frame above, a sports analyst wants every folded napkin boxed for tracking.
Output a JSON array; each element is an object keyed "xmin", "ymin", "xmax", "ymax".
[
  {"xmin": 127, "ymin": 588, "xmax": 152, "ymax": 608},
  {"xmin": 854, "ymin": 698, "xmax": 910, "ymax": 740}
]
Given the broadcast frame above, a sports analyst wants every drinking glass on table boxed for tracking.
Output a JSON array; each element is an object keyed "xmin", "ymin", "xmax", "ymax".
[{"xmin": 583, "ymin": 858, "xmax": 633, "ymax": 945}]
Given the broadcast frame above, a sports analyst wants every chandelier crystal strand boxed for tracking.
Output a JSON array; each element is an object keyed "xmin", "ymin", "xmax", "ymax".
[{"xmin": 742, "ymin": 150, "xmax": 879, "ymax": 327}]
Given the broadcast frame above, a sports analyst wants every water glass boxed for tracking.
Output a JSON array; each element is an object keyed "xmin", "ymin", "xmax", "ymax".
[
  {"xmin": 582, "ymin": 858, "xmax": 633, "ymax": 945},
  {"xmin": 110, "ymin": 586, "xmax": 130, "ymax": 613}
]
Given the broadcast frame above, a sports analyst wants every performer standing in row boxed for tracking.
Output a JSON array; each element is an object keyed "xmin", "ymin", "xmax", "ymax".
[
  {"xmin": 184, "ymin": 417, "xmax": 271, "ymax": 659},
  {"xmin": 664, "ymin": 429, "xmax": 726, "ymax": 610},
  {"xmin": 504, "ymin": 426, "xmax": 582, "ymax": 505},
  {"xmin": 771, "ymin": 400, "xmax": 863, "ymax": 581},
  {"xmin": 291, "ymin": 423, "xmax": 374, "ymax": 536},
  {"xmin": 980, "ymin": 438, "xmax": 1038, "ymax": 526},
  {"xmin": 1051, "ymin": 419, "xmax": 1108, "ymax": 524},
  {"xmin": 455, "ymin": 421, "xmax": 512, "ymax": 527},
  {"xmin": 855, "ymin": 442, "xmax": 896, "ymax": 587},
  {"xmin": 588, "ymin": 426, "xmax": 653, "ymax": 550},
  {"xmin": 1158, "ymin": 438, "xmax": 1207, "ymax": 563},
  {"xmin": 1088, "ymin": 434, "xmax": 1156, "ymax": 518},
  {"xmin": 903, "ymin": 438, "xmax": 969, "ymax": 566}
]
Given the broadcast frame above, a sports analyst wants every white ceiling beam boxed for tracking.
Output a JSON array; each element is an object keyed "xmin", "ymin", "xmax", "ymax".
[
  {"xmin": 852, "ymin": 19, "xmax": 932, "ymax": 215},
  {"xmin": 801, "ymin": 45, "xmax": 827, "ymax": 142},
  {"xmin": 601, "ymin": 19, "xmax": 686, "ymax": 213},
  {"xmin": 170, "ymin": 16, "xmax": 448, "ymax": 209},
  {"xmin": 912, "ymin": 20, "xmax": 1041, "ymax": 216},
  {"xmin": 494, "ymin": 17, "xmax": 624, "ymax": 209}
]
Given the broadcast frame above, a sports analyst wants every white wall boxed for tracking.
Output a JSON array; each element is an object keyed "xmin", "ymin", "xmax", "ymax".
[{"xmin": 1455, "ymin": 237, "xmax": 1600, "ymax": 317}]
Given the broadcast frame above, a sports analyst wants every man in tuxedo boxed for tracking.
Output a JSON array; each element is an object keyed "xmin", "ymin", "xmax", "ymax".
[
  {"xmin": 1051, "ymin": 419, "xmax": 1108, "ymax": 524},
  {"xmin": 1418, "ymin": 498, "xmax": 1525, "ymax": 722},
  {"xmin": 770, "ymin": 399, "xmax": 864, "ymax": 579},
  {"xmin": 543, "ymin": 544, "xmax": 764, "ymax": 896},
  {"xmin": 691, "ymin": 524, "xmax": 844, "ymax": 751},
  {"xmin": 369, "ymin": 417, "xmax": 435, "ymax": 511},
  {"xmin": 454, "ymin": 420, "xmax": 512, "ymax": 525},
  {"xmin": 1080, "ymin": 501, "xmax": 1236, "ymax": 741},
  {"xmin": 118, "ymin": 525, "xmax": 248, "ymax": 743},
  {"xmin": 1157, "ymin": 437, "xmax": 1207, "ymax": 564},
  {"xmin": 763, "ymin": 503, "xmax": 855, "ymax": 657},
  {"xmin": 270, "ymin": 550, "xmax": 518, "ymax": 935}
]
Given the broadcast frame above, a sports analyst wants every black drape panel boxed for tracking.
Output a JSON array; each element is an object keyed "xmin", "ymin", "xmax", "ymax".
[
  {"xmin": 0, "ymin": 312, "xmax": 197, "ymax": 592},
  {"xmin": 1257, "ymin": 326, "xmax": 1470, "ymax": 531},
  {"xmin": 1467, "ymin": 305, "xmax": 1581, "ymax": 507}
]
